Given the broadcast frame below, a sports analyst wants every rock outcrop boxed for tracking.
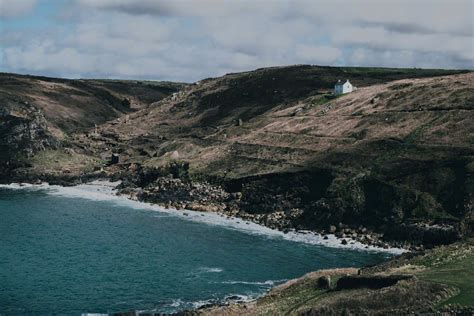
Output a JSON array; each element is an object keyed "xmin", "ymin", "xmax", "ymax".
[{"xmin": 0, "ymin": 97, "xmax": 58, "ymax": 173}]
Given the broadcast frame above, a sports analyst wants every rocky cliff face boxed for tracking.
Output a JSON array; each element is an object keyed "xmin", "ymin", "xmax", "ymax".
[{"xmin": 0, "ymin": 96, "xmax": 58, "ymax": 173}]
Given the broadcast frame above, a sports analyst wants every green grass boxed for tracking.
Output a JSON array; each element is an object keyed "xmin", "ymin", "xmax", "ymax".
[
  {"xmin": 417, "ymin": 252, "xmax": 474, "ymax": 306},
  {"xmin": 413, "ymin": 240, "xmax": 474, "ymax": 306},
  {"xmin": 255, "ymin": 281, "xmax": 326, "ymax": 316},
  {"xmin": 311, "ymin": 94, "xmax": 336, "ymax": 106},
  {"xmin": 30, "ymin": 149, "xmax": 99, "ymax": 173}
]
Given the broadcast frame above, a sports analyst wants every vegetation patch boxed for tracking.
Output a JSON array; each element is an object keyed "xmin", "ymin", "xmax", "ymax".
[{"xmin": 415, "ymin": 240, "xmax": 474, "ymax": 306}]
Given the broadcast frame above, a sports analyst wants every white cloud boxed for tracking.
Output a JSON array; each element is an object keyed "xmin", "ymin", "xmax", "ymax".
[{"xmin": 0, "ymin": 0, "xmax": 36, "ymax": 18}]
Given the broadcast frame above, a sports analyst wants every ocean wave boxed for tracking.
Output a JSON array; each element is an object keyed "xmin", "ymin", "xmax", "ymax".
[
  {"xmin": 0, "ymin": 183, "xmax": 49, "ymax": 190},
  {"xmin": 198, "ymin": 267, "xmax": 224, "ymax": 273},
  {"xmin": 0, "ymin": 181, "xmax": 405, "ymax": 254}
]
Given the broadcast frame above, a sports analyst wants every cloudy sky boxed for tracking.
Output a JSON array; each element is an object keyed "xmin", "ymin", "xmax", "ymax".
[{"xmin": 0, "ymin": 0, "xmax": 473, "ymax": 82}]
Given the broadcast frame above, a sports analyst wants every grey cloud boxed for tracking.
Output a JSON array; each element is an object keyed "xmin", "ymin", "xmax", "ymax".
[
  {"xmin": 76, "ymin": 0, "xmax": 278, "ymax": 17},
  {"xmin": 0, "ymin": 0, "xmax": 37, "ymax": 18},
  {"xmin": 357, "ymin": 21, "xmax": 437, "ymax": 35},
  {"xmin": 356, "ymin": 20, "xmax": 473, "ymax": 37},
  {"xmin": 348, "ymin": 47, "xmax": 472, "ymax": 70},
  {"xmin": 1, "ymin": 0, "xmax": 472, "ymax": 82}
]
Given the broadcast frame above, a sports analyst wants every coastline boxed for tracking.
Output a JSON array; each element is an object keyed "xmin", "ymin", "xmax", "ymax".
[
  {"xmin": 0, "ymin": 179, "xmax": 407, "ymax": 314},
  {"xmin": 0, "ymin": 180, "xmax": 407, "ymax": 255},
  {"xmin": 4, "ymin": 180, "xmax": 472, "ymax": 315}
]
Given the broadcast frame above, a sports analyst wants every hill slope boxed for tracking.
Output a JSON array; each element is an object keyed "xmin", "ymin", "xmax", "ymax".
[
  {"xmin": 97, "ymin": 67, "xmax": 473, "ymax": 177},
  {"xmin": 0, "ymin": 73, "xmax": 185, "ymax": 170},
  {"xmin": 0, "ymin": 73, "xmax": 185, "ymax": 134}
]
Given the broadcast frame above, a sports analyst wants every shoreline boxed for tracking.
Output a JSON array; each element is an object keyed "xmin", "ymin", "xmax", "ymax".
[{"xmin": 0, "ymin": 180, "xmax": 407, "ymax": 255}]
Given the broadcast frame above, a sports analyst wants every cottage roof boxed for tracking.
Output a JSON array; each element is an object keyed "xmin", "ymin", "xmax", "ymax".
[{"xmin": 335, "ymin": 79, "xmax": 350, "ymax": 86}]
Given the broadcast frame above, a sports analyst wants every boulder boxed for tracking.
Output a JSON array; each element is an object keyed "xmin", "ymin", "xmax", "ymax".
[{"xmin": 110, "ymin": 153, "xmax": 120, "ymax": 165}]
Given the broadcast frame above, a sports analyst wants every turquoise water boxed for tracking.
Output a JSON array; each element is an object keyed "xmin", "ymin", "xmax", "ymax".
[{"xmin": 0, "ymin": 185, "xmax": 391, "ymax": 314}]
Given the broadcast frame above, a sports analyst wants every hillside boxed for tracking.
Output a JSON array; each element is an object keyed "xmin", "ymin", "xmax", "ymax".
[
  {"xmin": 0, "ymin": 73, "xmax": 186, "ymax": 134},
  {"xmin": 73, "ymin": 66, "xmax": 473, "ymax": 247},
  {"xmin": 0, "ymin": 72, "xmax": 185, "ymax": 171},
  {"xmin": 93, "ymin": 66, "xmax": 473, "ymax": 178},
  {"xmin": 1, "ymin": 65, "xmax": 473, "ymax": 248}
]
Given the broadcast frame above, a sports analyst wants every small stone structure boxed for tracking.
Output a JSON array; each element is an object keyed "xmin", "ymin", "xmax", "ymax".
[
  {"xmin": 336, "ymin": 274, "xmax": 414, "ymax": 290},
  {"xmin": 316, "ymin": 275, "xmax": 332, "ymax": 289}
]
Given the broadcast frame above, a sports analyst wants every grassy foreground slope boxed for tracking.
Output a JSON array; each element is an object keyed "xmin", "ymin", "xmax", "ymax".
[{"xmin": 196, "ymin": 240, "xmax": 474, "ymax": 315}]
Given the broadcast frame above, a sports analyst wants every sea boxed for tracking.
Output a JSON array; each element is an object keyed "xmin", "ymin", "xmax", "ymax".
[{"xmin": 0, "ymin": 181, "xmax": 399, "ymax": 315}]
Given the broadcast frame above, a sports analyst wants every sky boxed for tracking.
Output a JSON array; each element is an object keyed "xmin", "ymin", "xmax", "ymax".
[{"xmin": 0, "ymin": 0, "xmax": 473, "ymax": 82}]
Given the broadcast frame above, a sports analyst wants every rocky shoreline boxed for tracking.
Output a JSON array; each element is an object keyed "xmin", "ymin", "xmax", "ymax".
[
  {"xmin": 0, "ymin": 170, "xmax": 410, "ymax": 252},
  {"xmin": 114, "ymin": 174, "xmax": 415, "ymax": 251},
  {"xmin": 2, "ymin": 175, "xmax": 472, "ymax": 316},
  {"xmin": 3, "ymin": 161, "xmax": 466, "ymax": 253}
]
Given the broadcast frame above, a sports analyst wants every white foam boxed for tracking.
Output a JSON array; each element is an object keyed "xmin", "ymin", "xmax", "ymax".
[
  {"xmin": 222, "ymin": 293, "xmax": 256, "ymax": 304},
  {"xmin": 198, "ymin": 267, "xmax": 224, "ymax": 273},
  {"xmin": 190, "ymin": 298, "xmax": 217, "ymax": 309},
  {"xmin": 169, "ymin": 298, "xmax": 184, "ymax": 308},
  {"xmin": 179, "ymin": 293, "xmax": 256, "ymax": 310},
  {"xmin": 220, "ymin": 279, "xmax": 287, "ymax": 286},
  {"xmin": 0, "ymin": 182, "xmax": 50, "ymax": 190},
  {"xmin": 160, "ymin": 297, "xmax": 217, "ymax": 311},
  {"xmin": 0, "ymin": 181, "xmax": 406, "ymax": 254}
]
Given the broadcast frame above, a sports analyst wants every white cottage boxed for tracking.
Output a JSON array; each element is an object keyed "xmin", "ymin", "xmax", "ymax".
[{"xmin": 334, "ymin": 79, "xmax": 353, "ymax": 95}]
